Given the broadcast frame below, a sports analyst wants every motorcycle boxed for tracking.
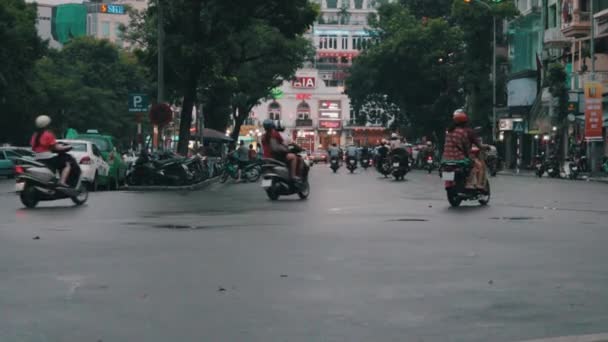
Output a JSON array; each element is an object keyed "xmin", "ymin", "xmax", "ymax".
[
  {"xmin": 534, "ymin": 154, "xmax": 545, "ymax": 178},
  {"xmin": 391, "ymin": 154, "xmax": 410, "ymax": 181},
  {"xmin": 544, "ymin": 155, "xmax": 560, "ymax": 178},
  {"xmin": 346, "ymin": 156, "xmax": 357, "ymax": 173},
  {"xmin": 425, "ymin": 155, "xmax": 435, "ymax": 174},
  {"xmin": 567, "ymin": 157, "xmax": 579, "ymax": 180},
  {"xmin": 360, "ymin": 157, "xmax": 370, "ymax": 169},
  {"xmin": 602, "ymin": 157, "xmax": 608, "ymax": 174},
  {"xmin": 183, "ymin": 154, "xmax": 210, "ymax": 183},
  {"xmin": 219, "ymin": 156, "xmax": 262, "ymax": 183},
  {"xmin": 330, "ymin": 156, "xmax": 340, "ymax": 173},
  {"xmin": 126, "ymin": 152, "xmax": 194, "ymax": 186},
  {"xmin": 376, "ymin": 156, "xmax": 391, "ymax": 178},
  {"xmin": 261, "ymin": 157, "xmax": 310, "ymax": 201},
  {"xmin": 15, "ymin": 150, "xmax": 88, "ymax": 208},
  {"xmin": 441, "ymin": 146, "xmax": 490, "ymax": 207}
]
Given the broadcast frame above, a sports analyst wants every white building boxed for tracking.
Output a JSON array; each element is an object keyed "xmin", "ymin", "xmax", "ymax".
[{"xmin": 86, "ymin": 0, "xmax": 147, "ymax": 48}]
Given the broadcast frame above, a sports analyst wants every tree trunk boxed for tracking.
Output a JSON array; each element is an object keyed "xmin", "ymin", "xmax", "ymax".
[
  {"xmin": 230, "ymin": 104, "xmax": 252, "ymax": 142},
  {"xmin": 177, "ymin": 74, "xmax": 197, "ymax": 155}
]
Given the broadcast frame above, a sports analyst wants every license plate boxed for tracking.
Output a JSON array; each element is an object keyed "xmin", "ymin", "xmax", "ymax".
[
  {"xmin": 15, "ymin": 182, "xmax": 25, "ymax": 192},
  {"xmin": 442, "ymin": 172, "xmax": 455, "ymax": 181},
  {"xmin": 548, "ymin": 169, "xmax": 553, "ymax": 173},
  {"xmin": 393, "ymin": 163, "xmax": 400, "ymax": 167},
  {"xmin": 427, "ymin": 160, "xmax": 433, "ymax": 164},
  {"xmin": 332, "ymin": 160, "xmax": 337, "ymax": 164},
  {"xmin": 536, "ymin": 164, "xmax": 542, "ymax": 169},
  {"xmin": 261, "ymin": 179, "xmax": 272, "ymax": 188},
  {"xmin": 572, "ymin": 167, "xmax": 578, "ymax": 171},
  {"xmin": 350, "ymin": 160, "xmax": 355, "ymax": 164}
]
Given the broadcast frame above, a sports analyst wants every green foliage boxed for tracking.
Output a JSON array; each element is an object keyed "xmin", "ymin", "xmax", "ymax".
[
  {"xmin": 0, "ymin": 0, "xmax": 46, "ymax": 144},
  {"xmin": 30, "ymin": 37, "xmax": 150, "ymax": 145},
  {"xmin": 399, "ymin": 0, "xmax": 453, "ymax": 18},
  {"xmin": 126, "ymin": 0, "xmax": 317, "ymax": 154},
  {"xmin": 347, "ymin": 2, "xmax": 464, "ymax": 139}
]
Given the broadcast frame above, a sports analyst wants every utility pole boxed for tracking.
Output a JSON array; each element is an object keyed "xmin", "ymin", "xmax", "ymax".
[
  {"xmin": 590, "ymin": 0, "xmax": 597, "ymax": 174},
  {"xmin": 492, "ymin": 15, "xmax": 497, "ymax": 143},
  {"xmin": 154, "ymin": 0, "xmax": 165, "ymax": 151}
]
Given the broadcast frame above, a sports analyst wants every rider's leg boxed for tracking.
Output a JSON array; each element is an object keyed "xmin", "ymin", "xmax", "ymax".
[{"xmin": 286, "ymin": 153, "xmax": 297, "ymax": 179}]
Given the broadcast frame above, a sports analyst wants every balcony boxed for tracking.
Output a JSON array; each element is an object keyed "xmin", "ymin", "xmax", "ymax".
[
  {"xmin": 562, "ymin": 11, "xmax": 591, "ymax": 38},
  {"xmin": 544, "ymin": 27, "xmax": 570, "ymax": 48},
  {"xmin": 296, "ymin": 118, "xmax": 314, "ymax": 127}
]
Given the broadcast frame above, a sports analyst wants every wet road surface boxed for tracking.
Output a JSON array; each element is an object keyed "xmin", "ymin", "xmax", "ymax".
[{"xmin": 0, "ymin": 168, "xmax": 607, "ymax": 342}]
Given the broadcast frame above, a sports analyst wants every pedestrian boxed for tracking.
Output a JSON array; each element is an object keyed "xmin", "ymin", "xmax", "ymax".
[
  {"xmin": 236, "ymin": 140, "xmax": 250, "ymax": 181},
  {"xmin": 248, "ymin": 144, "xmax": 257, "ymax": 161}
]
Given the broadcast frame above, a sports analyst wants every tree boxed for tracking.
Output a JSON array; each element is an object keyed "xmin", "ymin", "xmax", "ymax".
[
  {"xmin": 126, "ymin": 0, "xmax": 317, "ymax": 155},
  {"xmin": 347, "ymin": 3, "xmax": 464, "ymax": 140},
  {"xmin": 399, "ymin": 0, "xmax": 453, "ymax": 18},
  {"xmin": 338, "ymin": 2, "xmax": 351, "ymax": 25},
  {"xmin": 0, "ymin": 0, "xmax": 46, "ymax": 144},
  {"xmin": 29, "ymin": 37, "xmax": 149, "ymax": 145}
]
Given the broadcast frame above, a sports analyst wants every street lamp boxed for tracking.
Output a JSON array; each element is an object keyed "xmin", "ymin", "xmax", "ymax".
[{"xmin": 465, "ymin": 0, "xmax": 497, "ymax": 143}]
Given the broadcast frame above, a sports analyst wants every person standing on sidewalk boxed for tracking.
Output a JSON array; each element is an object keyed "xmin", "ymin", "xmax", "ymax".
[{"xmin": 236, "ymin": 140, "xmax": 250, "ymax": 181}]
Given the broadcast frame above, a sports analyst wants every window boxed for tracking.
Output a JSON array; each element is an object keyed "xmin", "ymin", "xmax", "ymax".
[
  {"xmin": 297, "ymin": 102, "xmax": 311, "ymax": 120},
  {"xmin": 92, "ymin": 144, "xmax": 102, "ymax": 157},
  {"xmin": 319, "ymin": 35, "xmax": 338, "ymax": 49},
  {"xmin": 101, "ymin": 21, "xmax": 110, "ymax": 38},
  {"xmin": 354, "ymin": 0, "xmax": 363, "ymax": 9},
  {"xmin": 70, "ymin": 143, "xmax": 88, "ymax": 152},
  {"xmin": 548, "ymin": 4, "xmax": 556, "ymax": 28},
  {"xmin": 326, "ymin": 0, "xmax": 338, "ymax": 9},
  {"xmin": 115, "ymin": 22, "xmax": 123, "ymax": 46},
  {"xmin": 268, "ymin": 102, "xmax": 281, "ymax": 121},
  {"xmin": 5, "ymin": 150, "xmax": 19, "ymax": 159},
  {"xmin": 0, "ymin": 152, "xmax": 5, "ymax": 160},
  {"xmin": 341, "ymin": 36, "xmax": 348, "ymax": 50}
]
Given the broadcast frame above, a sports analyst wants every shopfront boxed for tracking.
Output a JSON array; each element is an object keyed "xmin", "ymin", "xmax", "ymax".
[{"xmin": 350, "ymin": 126, "xmax": 388, "ymax": 146}]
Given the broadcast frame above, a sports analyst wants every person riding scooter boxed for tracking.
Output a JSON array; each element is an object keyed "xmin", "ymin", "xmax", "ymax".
[
  {"xmin": 261, "ymin": 119, "xmax": 301, "ymax": 181},
  {"xmin": 30, "ymin": 115, "xmax": 74, "ymax": 188},
  {"xmin": 441, "ymin": 109, "xmax": 486, "ymax": 190}
]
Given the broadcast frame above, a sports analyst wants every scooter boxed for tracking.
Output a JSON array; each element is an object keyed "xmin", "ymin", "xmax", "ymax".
[
  {"xmin": 567, "ymin": 157, "xmax": 579, "ymax": 180},
  {"xmin": 441, "ymin": 161, "xmax": 490, "ymax": 207},
  {"xmin": 544, "ymin": 155, "xmax": 560, "ymax": 178},
  {"xmin": 391, "ymin": 154, "xmax": 410, "ymax": 181},
  {"xmin": 330, "ymin": 156, "xmax": 340, "ymax": 173},
  {"xmin": 346, "ymin": 156, "xmax": 357, "ymax": 173},
  {"xmin": 376, "ymin": 156, "xmax": 391, "ymax": 178},
  {"xmin": 534, "ymin": 154, "xmax": 545, "ymax": 178},
  {"xmin": 425, "ymin": 155, "xmax": 435, "ymax": 174},
  {"xmin": 360, "ymin": 157, "xmax": 370, "ymax": 169},
  {"xmin": 261, "ymin": 158, "xmax": 310, "ymax": 201},
  {"xmin": 15, "ymin": 151, "xmax": 88, "ymax": 208}
]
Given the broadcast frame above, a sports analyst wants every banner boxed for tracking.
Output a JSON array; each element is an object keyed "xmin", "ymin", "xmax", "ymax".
[{"xmin": 584, "ymin": 82, "xmax": 604, "ymax": 141}]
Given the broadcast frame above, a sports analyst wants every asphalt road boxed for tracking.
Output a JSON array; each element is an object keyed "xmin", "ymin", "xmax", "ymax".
[{"xmin": 1, "ymin": 167, "xmax": 608, "ymax": 342}]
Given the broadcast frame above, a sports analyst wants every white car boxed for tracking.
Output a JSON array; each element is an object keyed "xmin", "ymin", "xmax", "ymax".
[{"xmin": 58, "ymin": 139, "xmax": 109, "ymax": 188}]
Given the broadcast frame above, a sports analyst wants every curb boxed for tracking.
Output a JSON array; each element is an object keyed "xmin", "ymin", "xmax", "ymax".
[
  {"xmin": 497, "ymin": 171, "xmax": 608, "ymax": 184},
  {"xmin": 119, "ymin": 176, "xmax": 219, "ymax": 192}
]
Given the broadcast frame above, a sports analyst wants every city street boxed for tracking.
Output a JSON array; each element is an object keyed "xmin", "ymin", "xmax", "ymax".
[{"xmin": 1, "ymin": 168, "xmax": 608, "ymax": 342}]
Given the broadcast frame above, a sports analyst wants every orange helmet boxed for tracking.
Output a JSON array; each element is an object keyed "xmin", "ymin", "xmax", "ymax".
[{"xmin": 453, "ymin": 109, "xmax": 468, "ymax": 124}]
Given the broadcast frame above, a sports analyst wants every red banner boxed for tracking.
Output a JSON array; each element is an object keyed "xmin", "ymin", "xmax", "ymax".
[
  {"xmin": 584, "ymin": 82, "xmax": 604, "ymax": 141},
  {"xmin": 319, "ymin": 120, "xmax": 341, "ymax": 129}
]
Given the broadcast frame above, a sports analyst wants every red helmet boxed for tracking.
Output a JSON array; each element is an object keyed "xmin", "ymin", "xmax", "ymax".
[{"xmin": 453, "ymin": 109, "xmax": 468, "ymax": 123}]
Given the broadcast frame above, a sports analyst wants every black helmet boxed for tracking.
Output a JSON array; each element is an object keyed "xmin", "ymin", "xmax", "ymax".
[{"xmin": 263, "ymin": 119, "xmax": 275, "ymax": 130}]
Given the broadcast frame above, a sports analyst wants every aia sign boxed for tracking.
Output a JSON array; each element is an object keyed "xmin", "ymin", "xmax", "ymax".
[{"xmin": 292, "ymin": 77, "xmax": 316, "ymax": 89}]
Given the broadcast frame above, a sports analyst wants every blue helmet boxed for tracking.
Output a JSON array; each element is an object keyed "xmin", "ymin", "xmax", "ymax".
[{"xmin": 263, "ymin": 119, "xmax": 275, "ymax": 130}]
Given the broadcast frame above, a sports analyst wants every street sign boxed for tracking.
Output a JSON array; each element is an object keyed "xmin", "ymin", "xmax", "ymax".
[
  {"xmin": 584, "ymin": 82, "xmax": 603, "ymax": 140},
  {"xmin": 129, "ymin": 93, "xmax": 148, "ymax": 113},
  {"xmin": 512, "ymin": 120, "xmax": 524, "ymax": 134}
]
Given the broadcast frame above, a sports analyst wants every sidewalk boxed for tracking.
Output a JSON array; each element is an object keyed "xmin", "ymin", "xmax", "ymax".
[{"xmin": 498, "ymin": 170, "xmax": 608, "ymax": 184}]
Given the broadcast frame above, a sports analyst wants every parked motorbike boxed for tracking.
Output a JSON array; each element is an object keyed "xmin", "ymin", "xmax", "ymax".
[
  {"xmin": 261, "ymin": 158, "xmax": 310, "ymax": 201},
  {"xmin": 440, "ymin": 160, "xmax": 490, "ymax": 207},
  {"xmin": 346, "ymin": 156, "xmax": 357, "ymax": 173},
  {"xmin": 534, "ymin": 154, "xmax": 545, "ymax": 178},
  {"xmin": 15, "ymin": 150, "xmax": 88, "ymax": 208},
  {"xmin": 602, "ymin": 157, "xmax": 608, "ymax": 174},
  {"xmin": 183, "ymin": 154, "xmax": 209, "ymax": 183},
  {"xmin": 567, "ymin": 157, "xmax": 580, "ymax": 180},
  {"xmin": 330, "ymin": 156, "xmax": 340, "ymax": 173},
  {"xmin": 391, "ymin": 154, "xmax": 410, "ymax": 181},
  {"xmin": 544, "ymin": 155, "xmax": 560, "ymax": 178},
  {"xmin": 219, "ymin": 156, "xmax": 262, "ymax": 183},
  {"xmin": 126, "ymin": 152, "xmax": 194, "ymax": 186}
]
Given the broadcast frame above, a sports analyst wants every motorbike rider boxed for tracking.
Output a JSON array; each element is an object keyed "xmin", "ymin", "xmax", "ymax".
[
  {"xmin": 345, "ymin": 143, "xmax": 359, "ymax": 165},
  {"xmin": 328, "ymin": 143, "xmax": 341, "ymax": 164},
  {"xmin": 389, "ymin": 134, "xmax": 410, "ymax": 165},
  {"xmin": 261, "ymin": 119, "xmax": 300, "ymax": 181},
  {"xmin": 30, "ymin": 115, "xmax": 73, "ymax": 187},
  {"xmin": 442, "ymin": 109, "xmax": 486, "ymax": 190}
]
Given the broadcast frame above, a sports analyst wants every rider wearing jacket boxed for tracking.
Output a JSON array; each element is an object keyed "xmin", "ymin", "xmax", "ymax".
[{"xmin": 30, "ymin": 115, "xmax": 73, "ymax": 187}]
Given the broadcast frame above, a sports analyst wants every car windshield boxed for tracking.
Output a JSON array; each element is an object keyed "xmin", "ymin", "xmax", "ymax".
[{"xmin": 69, "ymin": 143, "xmax": 88, "ymax": 152}]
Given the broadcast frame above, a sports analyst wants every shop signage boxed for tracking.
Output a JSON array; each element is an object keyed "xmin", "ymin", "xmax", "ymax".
[
  {"xmin": 498, "ymin": 118, "xmax": 523, "ymax": 131},
  {"xmin": 100, "ymin": 4, "xmax": 125, "ymax": 14},
  {"xmin": 584, "ymin": 82, "xmax": 604, "ymax": 141},
  {"xmin": 320, "ymin": 100, "xmax": 341, "ymax": 110},
  {"xmin": 319, "ymin": 120, "xmax": 341, "ymax": 129},
  {"xmin": 296, "ymin": 93, "xmax": 312, "ymax": 100},
  {"xmin": 271, "ymin": 88, "xmax": 284, "ymax": 99},
  {"xmin": 292, "ymin": 77, "xmax": 316, "ymax": 89},
  {"xmin": 320, "ymin": 111, "xmax": 340, "ymax": 119}
]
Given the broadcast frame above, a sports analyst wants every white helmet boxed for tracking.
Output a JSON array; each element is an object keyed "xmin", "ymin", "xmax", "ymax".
[
  {"xmin": 35, "ymin": 115, "xmax": 51, "ymax": 129},
  {"xmin": 390, "ymin": 133, "xmax": 399, "ymax": 139}
]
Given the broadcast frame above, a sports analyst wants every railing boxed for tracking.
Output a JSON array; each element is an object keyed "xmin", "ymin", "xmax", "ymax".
[{"xmin": 562, "ymin": 11, "xmax": 591, "ymax": 28}]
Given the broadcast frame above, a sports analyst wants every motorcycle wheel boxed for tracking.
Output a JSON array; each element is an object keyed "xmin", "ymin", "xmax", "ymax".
[
  {"xmin": 298, "ymin": 181, "xmax": 310, "ymax": 200},
  {"xmin": 71, "ymin": 183, "xmax": 89, "ymax": 206},
  {"xmin": 246, "ymin": 167, "xmax": 261, "ymax": 182},
  {"xmin": 220, "ymin": 171, "xmax": 229, "ymax": 184},
  {"xmin": 478, "ymin": 181, "xmax": 491, "ymax": 206},
  {"xmin": 332, "ymin": 168, "xmax": 337, "ymax": 173},
  {"xmin": 447, "ymin": 189, "xmax": 462, "ymax": 207},
  {"xmin": 266, "ymin": 187, "xmax": 279, "ymax": 201},
  {"xmin": 20, "ymin": 185, "xmax": 39, "ymax": 209}
]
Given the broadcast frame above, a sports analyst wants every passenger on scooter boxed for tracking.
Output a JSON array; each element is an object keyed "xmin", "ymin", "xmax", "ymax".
[
  {"xmin": 328, "ymin": 143, "xmax": 340, "ymax": 163},
  {"xmin": 261, "ymin": 119, "xmax": 300, "ymax": 181},
  {"xmin": 442, "ymin": 109, "xmax": 486, "ymax": 190},
  {"xmin": 345, "ymin": 144, "xmax": 359, "ymax": 163},
  {"xmin": 30, "ymin": 115, "xmax": 72, "ymax": 187}
]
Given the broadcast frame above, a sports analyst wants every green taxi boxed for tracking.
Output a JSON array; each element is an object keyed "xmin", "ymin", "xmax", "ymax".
[{"xmin": 76, "ymin": 131, "xmax": 127, "ymax": 190}]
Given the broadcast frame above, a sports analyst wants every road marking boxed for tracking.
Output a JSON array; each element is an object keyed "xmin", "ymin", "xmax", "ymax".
[{"xmin": 519, "ymin": 333, "xmax": 608, "ymax": 342}]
